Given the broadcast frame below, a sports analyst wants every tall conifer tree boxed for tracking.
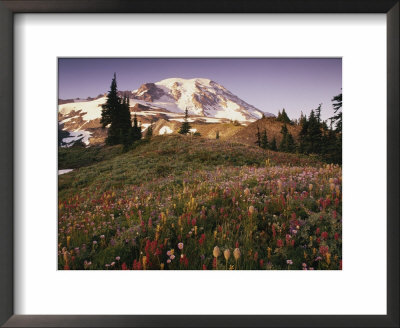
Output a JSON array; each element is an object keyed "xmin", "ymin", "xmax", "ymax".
[
  {"xmin": 131, "ymin": 113, "xmax": 142, "ymax": 142},
  {"xmin": 270, "ymin": 136, "xmax": 277, "ymax": 151},
  {"xmin": 178, "ymin": 108, "xmax": 192, "ymax": 135},
  {"xmin": 331, "ymin": 93, "xmax": 342, "ymax": 133},
  {"xmin": 101, "ymin": 73, "xmax": 121, "ymax": 145},
  {"xmin": 255, "ymin": 126, "xmax": 261, "ymax": 147},
  {"xmin": 261, "ymin": 129, "xmax": 268, "ymax": 149}
]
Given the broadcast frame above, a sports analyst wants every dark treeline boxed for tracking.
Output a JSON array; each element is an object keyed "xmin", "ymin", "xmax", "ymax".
[
  {"xmin": 101, "ymin": 74, "xmax": 144, "ymax": 148},
  {"xmin": 256, "ymin": 93, "xmax": 342, "ymax": 164}
]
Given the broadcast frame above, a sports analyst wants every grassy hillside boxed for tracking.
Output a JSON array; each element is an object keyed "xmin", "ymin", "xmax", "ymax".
[
  {"xmin": 59, "ymin": 135, "xmax": 322, "ymax": 196},
  {"xmin": 58, "ymin": 135, "xmax": 342, "ymax": 271},
  {"xmin": 229, "ymin": 117, "xmax": 301, "ymax": 147},
  {"xmin": 58, "ymin": 144, "xmax": 124, "ymax": 169}
]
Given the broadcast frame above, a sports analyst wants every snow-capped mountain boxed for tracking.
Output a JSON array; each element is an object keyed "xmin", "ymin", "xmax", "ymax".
[
  {"xmin": 132, "ymin": 78, "xmax": 271, "ymax": 121},
  {"xmin": 58, "ymin": 78, "xmax": 274, "ymax": 146}
]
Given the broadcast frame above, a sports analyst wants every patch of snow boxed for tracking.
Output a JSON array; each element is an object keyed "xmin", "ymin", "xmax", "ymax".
[
  {"xmin": 59, "ymin": 97, "xmax": 106, "ymax": 121},
  {"xmin": 159, "ymin": 126, "xmax": 173, "ymax": 135},
  {"xmin": 133, "ymin": 112, "xmax": 157, "ymax": 116},
  {"xmin": 62, "ymin": 130, "xmax": 92, "ymax": 146},
  {"xmin": 141, "ymin": 123, "xmax": 151, "ymax": 131},
  {"xmin": 189, "ymin": 128, "xmax": 197, "ymax": 133},
  {"xmin": 60, "ymin": 115, "xmax": 80, "ymax": 124},
  {"xmin": 199, "ymin": 117, "xmax": 226, "ymax": 123},
  {"xmin": 169, "ymin": 118, "xmax": 195, "ymax": 123},
  {"xmin": 58, "ymin": 169, "xmax": 73, "ymax": 175}
]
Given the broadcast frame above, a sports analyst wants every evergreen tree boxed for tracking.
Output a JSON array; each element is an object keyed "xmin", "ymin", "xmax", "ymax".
[
  {"xmin": 216, "ymin": 130, "xmax": 220, "ymax": 139},
  {"xmin": 120, "ymin": 96, "xmax": 132, "ymax": 146},
  {"xmin": 131, "ymin": 113, "xmax": 142, "ymax": 142},
  {"xmin": 315, "ymin": 103, "xmax": 322, "ymax": 124},
  {"xmin": 296, "ymin": 101, "xmax": 342, "ymax": 163},
  {"xmin": 270, "ymin": 136, "xmax": 277, "ymax": 151},
  {"xmin": 277, "ymin": 108, "xmax": 292, "ymax": 124},
  {"xmin": 255, "ymin": 126, "xmax": 261, "ymax": 147},
  {"xmin": 101, "ymin": 73, "xmax": 132, "ymax": 146},
  {"xmin": 279, "ymin": 124, "xmax": 296, "ymax": 152},
  {"xmin": 279, "ymin": 124, "xmax": 289, "ymax": 151},
  {"xmin": 298, "ymin": 114, "xmax": 309, "ymax": 153},
  {"xmin": 323, "ymin": 128, "xmax": 341, "ymax": 163},
  {"xmin": 145, "ymin": 122, "xmax": 153, "ymax": 139},
  {"xmin": 307, "ymin": 109, "xmax": 322, "ymax": 154},
  {"xmin": 178, "ymin": 108, "xmax": 192, "ymax": 135},
  {"xmin": 331, "ymin": 92, "xmax": 342, "ymax": 133},
  {"xmin": 261, "ymin": 129, "xmax": 268, "ymax": 149},
  {"xmin": 286, "ymin": 133, "xmax": 296, "ymax": 152},
  {"xmin": 101, "ymin": 73, "xmax": 121, "ymax": 145}
]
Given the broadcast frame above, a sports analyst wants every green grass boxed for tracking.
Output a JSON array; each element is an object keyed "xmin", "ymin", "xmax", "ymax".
[
  {"xmin": 58, "ymin": 144, "xmax": 124, "ymax": 170},
  {"xmin": 58, "ymin": 135, "xmax": 322, "ymax": 198}
]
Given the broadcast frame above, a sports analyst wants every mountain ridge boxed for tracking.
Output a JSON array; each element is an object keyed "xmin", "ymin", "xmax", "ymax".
[{"xmin": 58, "ymin": 77, "xmax": 274, "ymax": 147}]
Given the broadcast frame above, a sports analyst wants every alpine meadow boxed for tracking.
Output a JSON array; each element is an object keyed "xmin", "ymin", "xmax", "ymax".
[{"xmin": 58, "ymin": 58, "xmax": 342, "ymax": 270}]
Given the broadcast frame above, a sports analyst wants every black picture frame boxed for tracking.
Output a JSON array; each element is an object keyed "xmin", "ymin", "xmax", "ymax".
[{"xmin": 0, "ymin": 1, "xmax": 398, "ymax": 327}]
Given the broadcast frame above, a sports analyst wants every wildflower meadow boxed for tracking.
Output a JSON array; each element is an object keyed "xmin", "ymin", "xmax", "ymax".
[{"xmin": 58, "ymin": 135, "xmax": 342, "ymax": 270}]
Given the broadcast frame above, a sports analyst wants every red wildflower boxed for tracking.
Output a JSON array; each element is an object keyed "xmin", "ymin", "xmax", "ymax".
[
  {"xmin": 334, "ymin": 233, "xmax": 339, "ymax": 241},
  {"xmin": 203, "ymin": 264, "xmax": 207, "ymax": 270},
  {"xmin": 198, "ymin": 233, "xmax": 206, "ymax": 246},
  {"xmin": 316, "ymin": 227, "xmax": 320, "ymax": 235},
  {"xmin": 121, "ymin": 262, "xmax": 128, "ymax": 270},
  {"xmin": 321, "ymin": 231, "xmax": 328, "ymax": 240},
  {"xmin": 280, "ymin": 194, "xmax": 286, "ymax": 206},
  {"xmin": 277, "ymin": 239, "xmax": 283, "ymax": 247},
  {"xmin": 319, "ymin": 245, "xmax": 329, "ymax": 256},
  {"xmin": 145, "ymin": 240, "xmax": 151, "ymax": 253},
  {"xmin": 133, "ymin": 259, "xmax": 142, "ymax": 270},
  {"xmin": 259, "ymin": 259, "xmax": 264, "ymax": 268}
]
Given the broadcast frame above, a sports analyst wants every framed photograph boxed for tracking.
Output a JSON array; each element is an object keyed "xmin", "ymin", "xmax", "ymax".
[{"xmin": 1, "ymin": 1, "xmax": 398, "ymax": 327}]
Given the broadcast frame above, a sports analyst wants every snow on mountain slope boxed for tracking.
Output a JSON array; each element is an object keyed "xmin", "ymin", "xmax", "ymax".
[
  {"xmin": 131, "ymin": 78, "xmax": 273, "ymax": 121},
  {"xmin": 59, "ymin": 97, "xmax": 107, "ymax": 121},
  {"xmin": 58, "ymin": 77, "xmax": 274, "ymax": 146}
]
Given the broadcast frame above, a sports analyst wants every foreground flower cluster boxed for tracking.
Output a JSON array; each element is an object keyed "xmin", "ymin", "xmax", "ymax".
[{"xmin": 58, "ymin": 160, "xmax": 342, "ymax": 270}]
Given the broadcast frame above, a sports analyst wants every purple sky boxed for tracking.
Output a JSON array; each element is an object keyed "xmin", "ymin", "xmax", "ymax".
[{"xmin": 58, "ymin": 58, "xmax": 341, "ymax": 121}]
